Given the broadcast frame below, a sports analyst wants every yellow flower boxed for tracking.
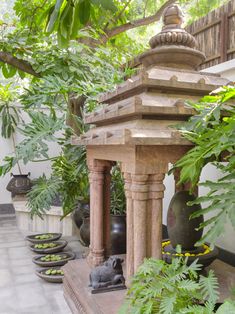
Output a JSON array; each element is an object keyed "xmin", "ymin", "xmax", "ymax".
[{"xmin": 184, "ymin": 253, "xmax": 191, "ymax": 257}]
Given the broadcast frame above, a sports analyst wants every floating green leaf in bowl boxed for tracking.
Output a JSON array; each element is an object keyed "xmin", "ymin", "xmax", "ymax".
[
  {"xmin": 45, "ymin": 269, "xmax": 64, "ymax": 276},
  {"xmin": 34, "ymin": 234, "xmax": 54, "ymax": 240},
  {"xmin": 34, "ymin": 243, "xmax": 58, "ymax": 249},
  {"xmin": 40, "ymin": 254, "xmax": 67, "ymax": 262}
]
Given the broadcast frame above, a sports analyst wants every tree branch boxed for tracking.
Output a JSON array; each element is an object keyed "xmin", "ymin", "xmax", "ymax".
[
  {"xmin": 104, "ymin": 0, "xmax": 133, "ymax": 33},
  {"xmin": 100, "ymin": 0, "xmax": 176, "ymax": 43},
  {"xmin": 0, "ymin": 51, "xmax": 40, "ymax": 77}
]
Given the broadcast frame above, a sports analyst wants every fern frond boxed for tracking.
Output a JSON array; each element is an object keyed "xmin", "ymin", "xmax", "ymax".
[
  {"xmin": 199, "ymin": 270, "xmax": 219, "ymax": 304},
  {"xmin": 178, "ymin": 279, "xmax": 199, "ymax": 291},
  {"xmin": 178, "ymin": 304, "xmax": 208, "ymax": 314},
  {"xmin": 159, "ymin": 295, "xmax": 176, "ymax": 314}
]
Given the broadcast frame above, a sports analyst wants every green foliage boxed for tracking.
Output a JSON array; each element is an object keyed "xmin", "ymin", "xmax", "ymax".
[
  {"xmin": 27, "ymin": 175, "xmax": 61, "ymax": 218},
  {"xmin": 186, "ymin": 0, "xmax": 229, "ymax": 23},
  {"xmin": 172, "ymin": 85, "xmax": 235, "ymax": 245},
  {"xmin": 52, "ymin": 144, "xmax": 89, "ymax": 217},
  {"xmin": 46, "ymin": 0, "xmax": 118, "ymax": 35},
  {"xmin": 120, "ymin": 257, "xmax": 219, "ymax": 314},
  {"xmin": 0, "ymin": 83, "xmax": 21, "ymax": 138},
  {"xmin": 110, "ymin": 165, "xmax": 126, "ymax": 215},
  {"xmin": 25, "ymin": 137, "xmax": 89, "ymax": 218},
  {"xmin": 17, "ymin": 111, "xmax": 65, "ymax": 162},
  {"xmin": 216, "ymin": 300, "xmax": 235, "ymax": 313}
]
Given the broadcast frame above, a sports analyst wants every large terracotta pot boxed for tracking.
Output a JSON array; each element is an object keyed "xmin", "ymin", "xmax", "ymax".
[
  {"xmin": 6, "ymin": 173, "xmax": 32, "ymax": 196},
  {"xmin": 72, "ymin": 202, "xmax": 90, "ymax": 229},
  {"xmin": 79, "ymin": 214, "xmax": 126, "ymax": 255},
  {"xmin": 167, "ymin": 191, "xmax": 203, "ymax": 250}
]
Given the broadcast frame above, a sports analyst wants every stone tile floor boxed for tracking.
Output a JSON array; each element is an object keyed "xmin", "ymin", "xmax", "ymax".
[{"xmin": 0, "ymin": 215, "xmax": 86, "ymax": 314}]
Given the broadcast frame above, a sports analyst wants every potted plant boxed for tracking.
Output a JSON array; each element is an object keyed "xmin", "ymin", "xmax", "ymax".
[{"xmin": 0, "ymin": 83, "xmax": 32, "ymax": 195}]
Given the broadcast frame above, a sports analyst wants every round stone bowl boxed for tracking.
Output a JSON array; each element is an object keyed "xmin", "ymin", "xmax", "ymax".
[
  {"xmin": 29, "ymin": 240, "xmax": 68, "ymax": 254},
  {"xmin": 36, "ymin": 267, "xmax": 64, "ymax": 283},
  {"xmin": 26, "ymin": 233, "xmax": 62, "ymax": 244},
  {"xmin": 32, "ymin": 252, "xmax": 75, "ymax": 267},
  {"xmin": 162, "ymin": 239, "xmax": 218, "ymax": 269}
]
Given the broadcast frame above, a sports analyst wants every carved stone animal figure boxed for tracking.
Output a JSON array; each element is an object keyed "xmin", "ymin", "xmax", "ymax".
[{"xmin": 89, "ymin": 256, "xmax": 125, "ymax": 289}]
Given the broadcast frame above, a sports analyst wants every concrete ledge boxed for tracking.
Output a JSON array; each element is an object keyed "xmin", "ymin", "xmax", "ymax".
[{"xmin": 13, "ymin": 196, "xmax": 79, "ymax": 237}]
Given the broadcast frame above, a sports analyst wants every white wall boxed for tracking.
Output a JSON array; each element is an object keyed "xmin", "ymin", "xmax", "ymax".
[{"xmin": 0, "ymin": 108, "xmax": 61, "ymax": 204}]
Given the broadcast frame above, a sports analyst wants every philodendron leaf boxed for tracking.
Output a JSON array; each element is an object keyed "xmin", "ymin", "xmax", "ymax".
[
  {"xmin": 46, "ymin": 0, "xmax": 64, "ymax": 33},
  {"xmin": 2, "ymin": 64, "xmax": 17, "ymax": 78},
  {"xmin": 78, "ymin": 0, "xmax": 91, "ymax": 25},
  {"xmin": 91, "ymin": 0, "xmax": 117, "ymax": 12}
]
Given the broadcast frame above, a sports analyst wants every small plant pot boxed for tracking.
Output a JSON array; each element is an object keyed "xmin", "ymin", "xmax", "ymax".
[
  {"xmin": 29, "ymin": 240, "xmax": 68, "ymax": 254},
  {"xmin": 36, "ymin": 267, "xmax": 64, "ymax": 283},
  {"xmin": 6, "ymin": 173, "xmax": 32, "ymax": 196},
  {"xmin": 26, "ymin": 233, "xmax": 62, "ymax": 244},
  {"xmin": 32, "ymin": 252, "xmax": 75, "ymax": 267}
]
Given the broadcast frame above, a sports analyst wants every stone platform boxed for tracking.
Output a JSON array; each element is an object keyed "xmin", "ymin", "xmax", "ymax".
[
  {"xmin": 63, "ymin": 259, "xmax": 126, "ymax": 314},
  {"xmin": 63, "ymin": 257, "xmax": 235, "ymax": 314}
]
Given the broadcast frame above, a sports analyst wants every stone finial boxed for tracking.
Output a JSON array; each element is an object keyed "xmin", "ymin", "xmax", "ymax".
[
  {"xmin": 149, "ymin": 4, "xmax": 196, "ymax": 49},
  {"xmin": 139, "ymin": 5, "xmax": 205, "ymax": 70},
  {"xmin": 162, "ymin": 4, "xmax": 183, "ymax": 30}
]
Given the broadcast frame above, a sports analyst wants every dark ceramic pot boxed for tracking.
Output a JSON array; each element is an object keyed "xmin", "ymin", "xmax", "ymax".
[
  {"xmin": 6, "ymin": 173, "xmax": 32, "ymax": 196},
  {"xmin": 110, "ymin": 214, "xmax": 126, "ymax": 255},
  {"xmin": 73, "ymin": 202, "xmax": 90, "ymax": 229},
  {"xmin": 51, "ymin": 194, "xmax": 63, "ymax": 207},
  {"xmin": 167, "ymin": 191, "xmax": 203, "ymax": 250},
  {"xmin": 80, "ymin": 217, "xmax": 90, "ymax": 247},
  {"xmin": 79, "ymin": 214, "xmax": 126, "ymax": 254}
]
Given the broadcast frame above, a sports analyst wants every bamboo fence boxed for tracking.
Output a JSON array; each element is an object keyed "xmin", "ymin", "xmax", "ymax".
[{"xmin": 186, "ymin": 0, "xmax": 235, "ymax": 70}]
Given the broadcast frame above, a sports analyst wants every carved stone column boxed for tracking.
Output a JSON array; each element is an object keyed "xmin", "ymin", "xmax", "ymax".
[
  {"xmin": 124, "ymin": 170, "xmax": 166, "ymax": 283},
  {"xmin": 148, "ymin": 174, "xmax": 165, "ymax": 259},
  {"xmin": 131, "ymin": 174, "xmax": 149, "ymax": 273},
  {"xmin": 123, "ymin": 173, "xmax": 134, "ymax": 282},
  {"xmin": 87, "ymin": 160, "xmax": 112, "ymax": 267}
]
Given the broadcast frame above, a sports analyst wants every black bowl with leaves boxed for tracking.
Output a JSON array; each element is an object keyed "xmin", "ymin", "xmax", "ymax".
[
  {"xmin": 32, "ymin": 252, "xmax": 75, "ymax": 267},
  {"xmin": 26, "ymin": 233, "xmax": 62, "ymax": 244},
  {"xmin": 36, "ymin": 267, "xmax": 64, "ymax": 283},
  {"xmin": 29, "ymin": 240, "xmax": 68, "ymax": 254}
]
